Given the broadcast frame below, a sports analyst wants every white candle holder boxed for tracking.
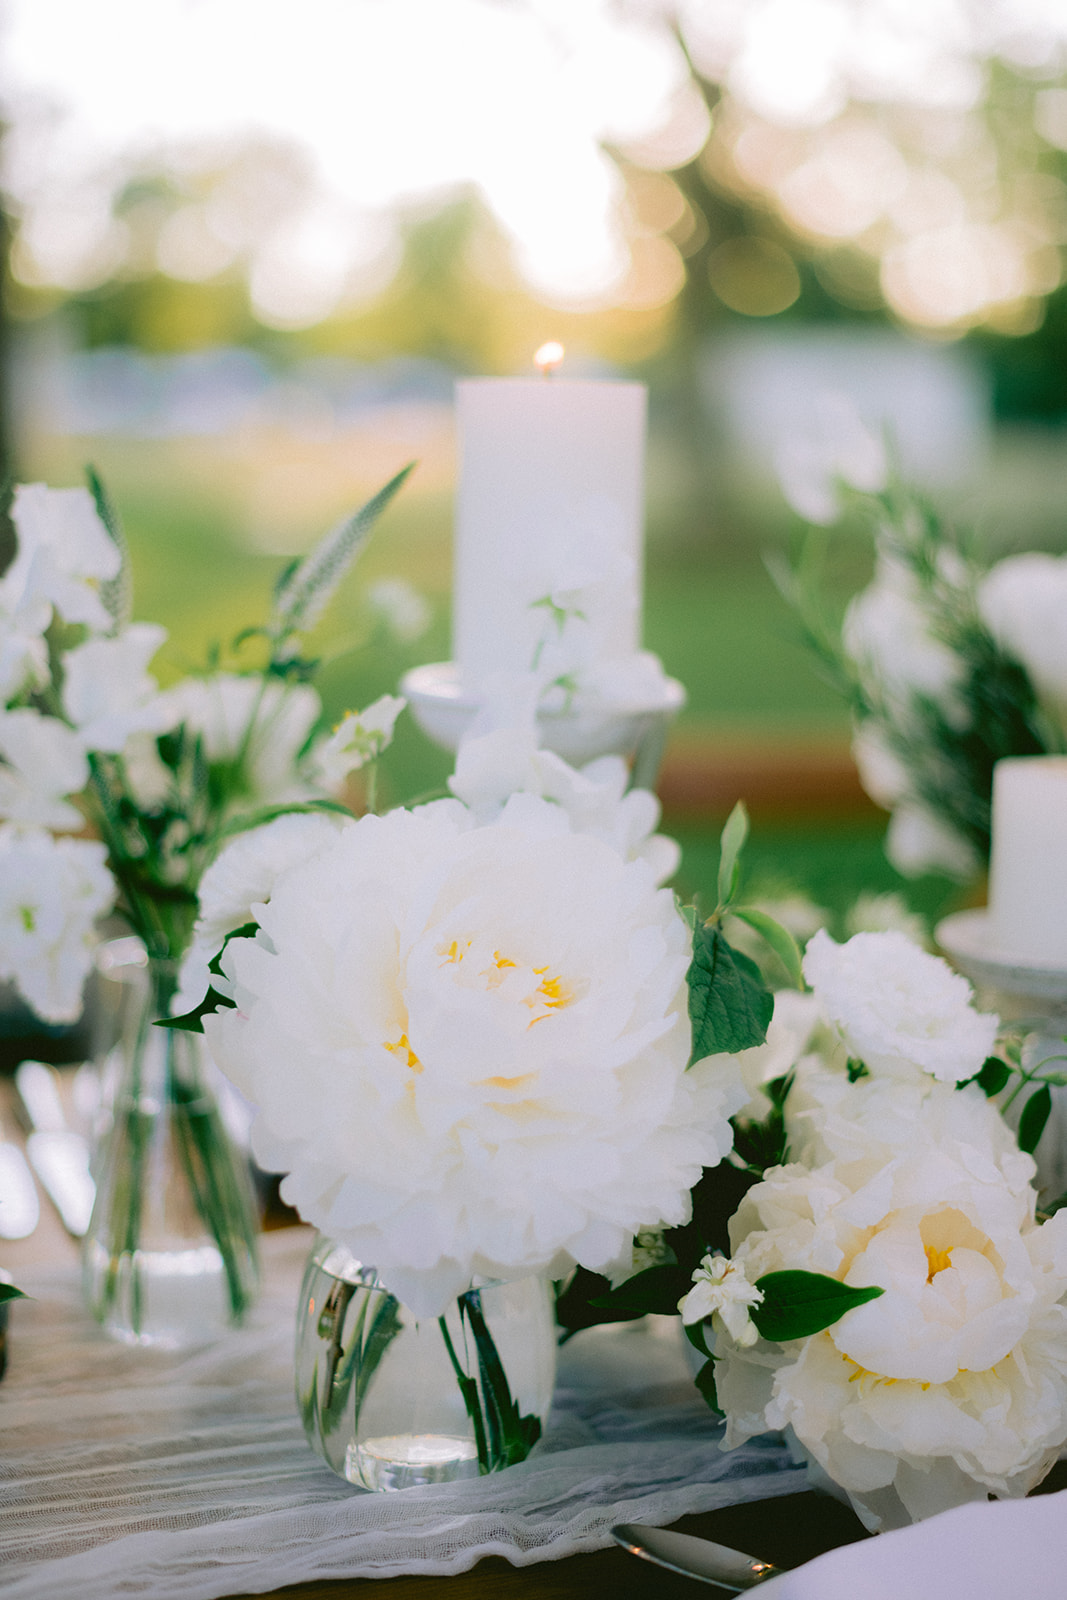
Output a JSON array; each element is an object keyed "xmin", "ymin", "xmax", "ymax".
[
  {"xmin": 400, "ymin": 661, "xmax": 686, "ymax": 788},
  {"xmin": 937, "ymin": 908, "xmax": 1067, "ymax": 1199}
]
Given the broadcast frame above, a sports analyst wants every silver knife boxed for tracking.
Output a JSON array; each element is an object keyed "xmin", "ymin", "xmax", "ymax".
[
  {"xmin": 14, "ymin": 1061, "xmax": 96, "ymax": 1238},
  {"xmin": 612, "ymin": 1523, "xmax": 781, "ymax": 1590}
]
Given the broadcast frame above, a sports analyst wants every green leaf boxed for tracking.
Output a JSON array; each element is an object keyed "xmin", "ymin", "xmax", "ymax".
[
  {"xmin": 589, "ymin": 1262, "xmax": 692, "ymax": 1318},
  {"xmin": 730, "ymin": 907, "xmax": 804, "ymax": 988},
  {"xmin": 157, "ymin": 984, "xmax": 236, "ymax": 1033},
  {"xmin": 694, "ymin": 1357, "xmax": 720, "ymax": 1412},
  {"xmin": 966, "ymin": 1056, "xmax": 1012, "ymax": 1097},
  {"xmin": 716, "ymin": 801, "xmax": 749, "ymax": 910},
  {"xmin": 683, "ymin": 1318, "xmax": 712, "ymax": 1359},
  {"xmin": 687, "ymin": 923, "xmax": 774, "ymax": 1061},
  {"xmin": 86, "ymin": 464, "xmax": 132, "ymax": 632},
  {"xmin": 1019, "ymin": 1084, "xmax": 1053, "ymax": 1155},
  {"xmin": 272, "ymin": 463, "xmax": 414, "ymax": 639},
  {"xmin": 751, "ymin": 1270, "xmax": 884, "ymax": 1343},
  {"xmin": 0, "ymin": 1283, "xmax": 27, "ymax": 1305}
]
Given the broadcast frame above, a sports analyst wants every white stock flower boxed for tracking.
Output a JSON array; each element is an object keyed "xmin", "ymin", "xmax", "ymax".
[
  {"xmin": 843, "ymin": 556, "xmax": 963, "ymax": 715},
  {"xmin": 0, "ymin": 709, "xmax": 88, "ymax": 829},
  {"xmin": 450, "ymin": 725, "xmax": 679, "ymax": 885},
  {"xmin": 162, "ymin": 673, "xmax": 321, "ymax": 808},
  {"xmin": 61, "ymin": 624, "xmax": 170, "ymax": 753},
  {"xmin": 205, "ymin": 796, "xmax": 739, "ymax": 1316},
  {"xmin": 774, "ymin": 393, "xmax": 887, "ymax": 525},
  {"xmin": 979, "ymin": 553, "xmax": 1067, "ymax": 725},
  {"xmin": 850, "ymin": 722, "xmax": 910, "ymax": 810},
  {"xmin": 884, "ymin": 800, "xmax": 980, "ymax": 882},
  {"xmin": 311, "ymin": 694, "xmax": 406, "ymax": 790},
  {"xmin": 366, "ymin": 577, "xmax": 431, "ymax": 643},
  {"xmin": 0, "ymin": 825, "xmax": 114, "ymax": 1022},
  {"xmin": 6, "ymin": 483, "xmax": 120, "ymax": 632},
  {"xmin": 679, "ymin": 1254, "xmax": 763, "ymax": 1348},
  {"xmin": 715, "ymin": 1110, "xmax": 1067, "ymax": 1527},
  {"xmin": 803, "ymin": 928, "xmax": 997, "ymax": 1084},
  {"xmin": 175, "ymin": 811, "xmax": 348, "ymax": 1014},
  {"xmin": 0, "ymin": 585, "xmax": 50, "ymax": 701}
]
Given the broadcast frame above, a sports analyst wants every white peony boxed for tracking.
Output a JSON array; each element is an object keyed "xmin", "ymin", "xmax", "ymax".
[
  {"xmin": 161, "ymin": 672, "xmax": 321, "ymax": 809},
  {"xmin": 61, "ymin": 624, "xmax": 171, "ymax": 753},
  {"xmin": 803, "ymin": 929, "xmax": 997, "ymax": 1084},
  {"xmin": 311, "ymin": 694, "xmax": 406, "ymax": 790},
  {"xmin": 0, "ymin": 709, "xmax": 88, "ymax": 830},
  {"xmin": 5, "ymin": 483, "xmax": 120, "ymax": 632},
  {"xmin": 679, "ymin": 1253, "xmax": 763, "ymax": 1348},
  {"xmin": 205, "ymin": 795, "xmax": 742, "ymax": 1315},
  {"xmin": 0, "ymin": 825, "xmax": 114, "ymax": 1022},
  {"xmin": 715, "ymin": 1105, "xmax": 1067, "ymax": 1528},
  {"xmin": 450, "ymin": 725, "xmax": 680, "ymax": 885},
  {"xmin": 174, "ymin": 810, "xmax": 349, "ymax": 1013},
  {"xmin": 979, "ymin": 552, "xmax": 1067, "ymax": 726}
]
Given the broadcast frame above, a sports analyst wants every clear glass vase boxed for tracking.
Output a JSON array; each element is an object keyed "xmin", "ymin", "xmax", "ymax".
[
  {"xmin": 295, "ymin": 1236, "xmax": 557, "ymax": 1490},
  {"xmin": 82, "ymin": 956, "xmax": 260, "ymax": 1348}
]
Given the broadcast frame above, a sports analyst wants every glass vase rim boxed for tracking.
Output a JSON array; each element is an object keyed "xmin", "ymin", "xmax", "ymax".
[{"xmin": 309, "ymin": 1235, "xmax": 542, "ymax": 1302}]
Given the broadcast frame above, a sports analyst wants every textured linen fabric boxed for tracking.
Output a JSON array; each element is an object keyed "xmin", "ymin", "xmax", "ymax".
[{"xmin": 0, "ymin": 1228, "xmax": 805, "ymax": 1599}]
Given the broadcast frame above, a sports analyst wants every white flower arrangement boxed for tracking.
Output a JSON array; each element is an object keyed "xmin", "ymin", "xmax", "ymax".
[
  {"xmin": 713, "ymin": 1092, "xmax": 1067, "ymax": 1530},
  {"xmin": 0, "ymin": 469, "xmax": 413, "ymax": 1021},
  {"xmin": 775, "ymin": 441, "xmax": 1064, "ymax": 881},
  {"xmin": 194, "ymin": 791, "xmax": 746, "ymax": 1317}
]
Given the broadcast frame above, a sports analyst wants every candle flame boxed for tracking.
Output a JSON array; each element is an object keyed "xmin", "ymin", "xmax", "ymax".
[{"xmin": 534, "ymin": 341, "xmax": 565, "ymax": 376}]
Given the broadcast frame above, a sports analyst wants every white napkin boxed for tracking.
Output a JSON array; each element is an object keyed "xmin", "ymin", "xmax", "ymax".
[{"xmin": 758, "ymin": 1490, "xmax": 1067, "ymax": 1600}]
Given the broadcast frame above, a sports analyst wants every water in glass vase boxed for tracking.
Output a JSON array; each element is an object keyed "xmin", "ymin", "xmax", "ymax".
[
  {"xmin": 295, "ymin": 1237, "xmax": 557, "ymax": 1490},
  {"xmin": 82, "ymin": 954, "xmax": 260, "ymax": 1348}
]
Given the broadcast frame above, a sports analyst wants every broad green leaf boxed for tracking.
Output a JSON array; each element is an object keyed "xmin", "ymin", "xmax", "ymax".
[
  {"xmin": 751, "ymin": 1270, "xmax": 884, "ymax": 1343},
  {"xmin": 716, "ymin": 801, "xmax": 749, "ymax": 909},
  {"xmin": 683, "ymin": 1318, "xmax": 712, "ymax": 1359},
  {"xmin": 968, "ymin": 1056, "xmax": 1011, "ymax": 1097},
  {"xmin": 589, "ymin": 1263, "xmax": 692, "ymax": 1318},
  {"xmin": 86, "ymin": 464, "xmax": 132, "ymax": 632},
  {"xmin": 687, "ymin": 923, "xmax": 774, "ymax": 1061},
  {"xmin": 0, "ymin": 1283, "xmax": 27, "ymax": 1305},
  {"xmin": 156, "ymin": 922, "xmax": 258, "ymax": 1032},
  {"xmin": 1019, "ymin": 1084, "xmax": 1053, "ymax": 1155},
  {"xmin": 730, "ymin": 907, "xmax": 803, "ymax": 988},
  {"xmin": 272, "ymin": 463, "xmax": 414, "ymax": 638},
  {"xmin": 694, "ymin": 1357, "xmax": 720, "ymax": 1412}
]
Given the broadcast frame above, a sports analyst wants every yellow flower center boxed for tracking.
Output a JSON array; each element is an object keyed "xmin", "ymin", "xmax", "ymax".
[
  {"xmin": 383, "ymin": 1032, "xmax": 422, "ymax": 1073},
  {"xmin": 926, "ymin": 1244, "xmax": 953, "ymax": 1282}
]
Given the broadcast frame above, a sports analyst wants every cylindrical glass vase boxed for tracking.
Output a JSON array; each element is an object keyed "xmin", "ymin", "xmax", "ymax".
[
  {"xmin": 295, "ymin": 1236, "xmax": 557, "ymax": 1491},
  {"xmin": 82, "ymin": 956, "xmax": 260, "ymax": 1348}
]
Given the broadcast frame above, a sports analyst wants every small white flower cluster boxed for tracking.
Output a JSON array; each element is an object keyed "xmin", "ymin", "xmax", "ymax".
[
  {"xmin": 0, "ymin": 482, "xmax": 409, "ymax": 1023},
  {"xmin": 692, "ymin": 927, "xmax": 1067, "ymax": 1529}
]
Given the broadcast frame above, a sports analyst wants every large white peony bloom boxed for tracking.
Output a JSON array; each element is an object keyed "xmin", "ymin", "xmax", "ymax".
[
  {"xmin": 979, "ymin": 552, "xmax": 1067, "ymax": 726},
  {"xmin": 5, "ymin": 483, "xmax": 121, "ymax": 633},
  {"xmin": 205, "ymin": 795, "xmax": 742, "ymax": 1315},
  {"xmin": 803, "ymin": 929, "xmax": 997, "ymax": 1084},
  {"xmin": 715, "ymin": 1092, "xmax": 1067, "ymax": 1529},
  {"xmin": 0, "ymin": 825, "xmax": 115, "ymax": 1022}
]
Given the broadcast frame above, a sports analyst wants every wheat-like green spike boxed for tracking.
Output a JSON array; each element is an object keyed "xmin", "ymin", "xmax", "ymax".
[
  {"xmin": 272, "ymin": 463, "xmax": 414, "ymax": 640},
  {"xmin": 86, "ymin": 464, "xmax": 133, "ymax": 632}
]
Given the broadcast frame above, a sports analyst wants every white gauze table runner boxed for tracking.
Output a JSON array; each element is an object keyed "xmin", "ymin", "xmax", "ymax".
[{"xmin": 0, "ymin": 1228, "xmax": 806, "ymax": 1599}]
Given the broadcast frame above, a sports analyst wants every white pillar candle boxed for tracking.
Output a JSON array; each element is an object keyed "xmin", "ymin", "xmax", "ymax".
[
  {"xmin": 988, "ymin": 756, "xmax": 1067, "ymax": 965},
  {"xmin": 453, "ymin": 370, "xmax": 647, "ymax": 691}
]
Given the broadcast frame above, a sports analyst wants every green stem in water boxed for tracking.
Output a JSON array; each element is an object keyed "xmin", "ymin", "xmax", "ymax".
[{"xmin": 438, "ymin": 1312, "xmax": 490, "ymax": 1474}]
